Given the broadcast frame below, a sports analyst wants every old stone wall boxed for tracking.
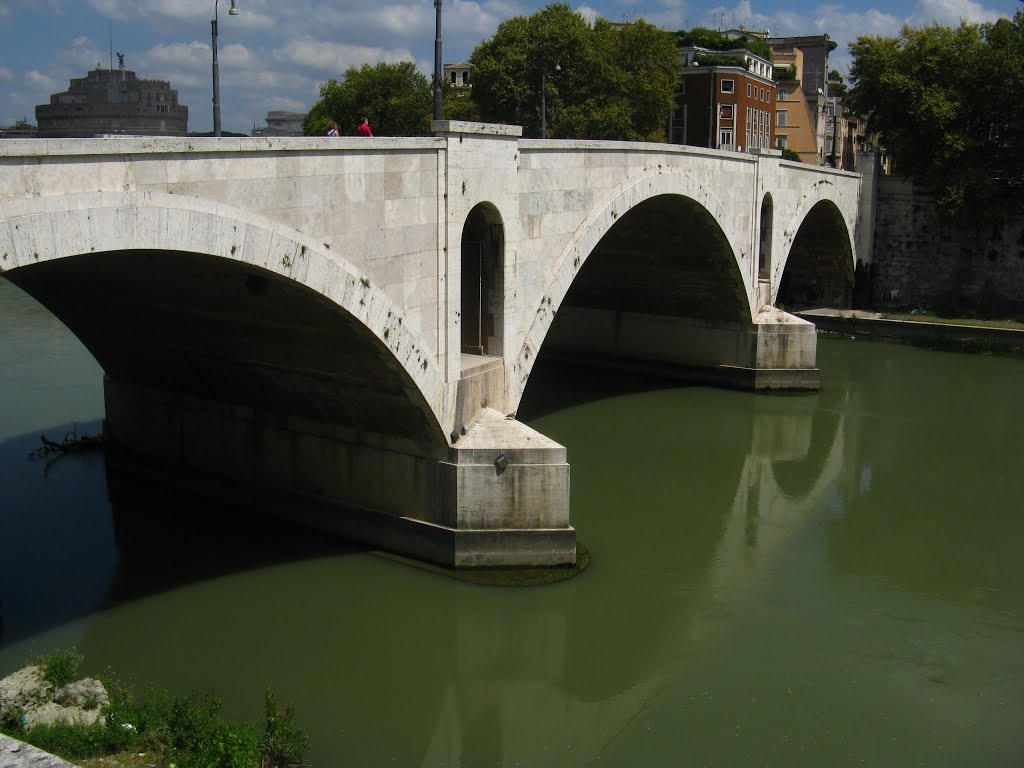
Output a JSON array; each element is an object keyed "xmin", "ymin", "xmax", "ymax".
[{"xmin": 868, "ymin": 176, "xmax": 1024, "ymax": 316}]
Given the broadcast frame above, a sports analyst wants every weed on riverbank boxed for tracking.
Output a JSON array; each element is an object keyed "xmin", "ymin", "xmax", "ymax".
[{"xmin": 0, "ymin": 651, "xmax": 309, "ymax": 768}]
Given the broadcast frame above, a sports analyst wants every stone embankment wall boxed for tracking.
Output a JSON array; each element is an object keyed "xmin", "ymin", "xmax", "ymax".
[{"xmin": 867, "ymin": 176, "xmax": 1024, "ymax": 317}]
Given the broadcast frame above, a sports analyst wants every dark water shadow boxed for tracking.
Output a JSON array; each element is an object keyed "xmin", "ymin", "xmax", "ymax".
[
  {"xmin": 0, "ymin": 423, "xmax": 365, "ymax": 647},
  {"xmin": 517, "ymin": 352, "xmax": 693, "ymax": 421}
]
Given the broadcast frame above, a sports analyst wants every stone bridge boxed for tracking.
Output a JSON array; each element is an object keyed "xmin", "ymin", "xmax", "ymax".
[{"xmin": 0, "ymin": 121, "xmax": 862, "ymax": 568}]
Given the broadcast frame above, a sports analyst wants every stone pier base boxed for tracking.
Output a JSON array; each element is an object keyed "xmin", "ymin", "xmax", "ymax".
[
  {"xmin": 544, "ymin": 306, "xmax": 820, "ymax": 390},
  {"xmin": 103, "ymin": 378, "xmax": 574, "ymax": 569}
]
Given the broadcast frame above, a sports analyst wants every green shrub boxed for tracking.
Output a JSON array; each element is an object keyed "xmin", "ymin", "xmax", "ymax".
[
  {"xmin": 36, "ymin": 648, "xmax": 84, "ymax": 689},
  {"xmin": 261, "ymin": 690, "xmax": 310, "ymax": 768},
  {"xmin": 18, "ymin": 721, "xmax": 109, "ymax": 759},
  {"xmin": 1, "ymin": 653, "xmax": 310, "ymax": 767}
]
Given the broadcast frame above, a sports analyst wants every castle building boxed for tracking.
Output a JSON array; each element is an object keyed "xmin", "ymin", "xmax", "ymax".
[{"xmin": 35, "ymin": 58, "xmax": 188, "ymax": 138}]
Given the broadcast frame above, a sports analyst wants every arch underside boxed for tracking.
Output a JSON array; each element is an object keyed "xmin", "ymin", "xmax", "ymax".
[
  {"xmin": 7, "ymin": 249, "xmax": 445, "ymax": 453},
  {"xmin": 536, "ymin": 193, "xmax": 750, "ymax": 381},
  {"xmin": 778, "ymin": 200, "xmax": 855, "ymax": 310},
  {"xmin": 562, "ymin": 194, "xmax": 747, "ymax": 320}
]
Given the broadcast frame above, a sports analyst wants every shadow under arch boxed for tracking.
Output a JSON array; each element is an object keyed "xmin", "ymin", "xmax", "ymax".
[
  {"xmin": 460, "ymin": 201, "xmax": 505, "ymax": 356},
  {"xmin": 5, "ymin": 249, "xmax": 447, "ymax": 453},
  {"xmin": 520, "ymin": 193, "xmax": 750, "ymax": 409},
  {"xmin": 777, "ymin": 198, "xmax": 854, "ymax": 310}
]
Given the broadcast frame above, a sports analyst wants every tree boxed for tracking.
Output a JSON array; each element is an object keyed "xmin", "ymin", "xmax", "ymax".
[
  {"xmin": 469, "ymin": 3, "xmax": 678, "ymax": 140},
  {"xmin": 848, "ymin": 13, "xmax": 1024, "ymax": 217},
  {"xmin": 304, "ymin": 61, "xmax": 432, "ymax": 137}
]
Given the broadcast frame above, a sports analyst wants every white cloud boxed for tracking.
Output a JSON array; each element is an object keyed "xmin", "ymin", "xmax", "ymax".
[
  {"xmin": 273, "ymin": 38, "xmax": 416, "ymax": 73},
  {"xmin": 576, "ymin": 4, "xmax": 600, "ymax": 24},
  {"xmin": 908, "ymin": 0, "xmax": 1003, "ymax": 26},
  {"xmin": 0, "ymin": 66, "xmax": 13, "ymax": 81},
  {"xmin": 25, "ymin": 70, "xmax": 58, "ymax": 91}
]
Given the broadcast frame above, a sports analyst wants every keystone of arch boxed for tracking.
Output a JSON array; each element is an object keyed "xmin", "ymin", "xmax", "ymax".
[
  {"xmin": 511, "ymin": 168, "xmax": 751, "ymax": 401},
  {"xmin": 0, "ymin": 190, "xmax": 447, "ymax": 434}
]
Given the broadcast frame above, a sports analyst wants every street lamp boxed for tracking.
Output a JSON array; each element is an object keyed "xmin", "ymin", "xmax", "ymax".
[
  {"xmin": 433, "ymin": 0, "xmax": 443, "ymax": 121},
  {"xmin": 212, "ymin": 0, "xmax": 239, "ymax": 137},
  {"xmin": 540, "ymin": 60, "xmax": 560, "ymax": 139}
]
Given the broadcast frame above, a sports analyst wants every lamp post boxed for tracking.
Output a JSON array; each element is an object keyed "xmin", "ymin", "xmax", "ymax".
[
  {"xmin": 540, "ymin": 60, "xmax": 560, "ymax": 139},
  {"xmin": 212, "ymin": 0, "xmax": 239, "ymax": 137},
  {"xmin": 433, "ymin": 0, "xmax": 443, "ymax": 121}
]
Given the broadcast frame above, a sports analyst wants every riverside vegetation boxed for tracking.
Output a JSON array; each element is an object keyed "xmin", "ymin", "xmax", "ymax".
[{"xmin": 0, "ymin": 649, "xmax": 309, "ymax": 768}]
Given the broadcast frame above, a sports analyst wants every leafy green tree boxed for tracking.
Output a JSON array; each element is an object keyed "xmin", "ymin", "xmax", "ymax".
[
  {"xmin": 469, "ymin": 3, "xmax": 678, "ymax": 140},
  {"xmin": 304, "ymin": 61, "xmax": 432, "ymax": 137},
  {"xmin": 848, "ymin": 13, "xmax": 1024, "ymax": 217},
  {"xmin": 676, "ymin": 27, "xmax": 773, "ymax": 60}
]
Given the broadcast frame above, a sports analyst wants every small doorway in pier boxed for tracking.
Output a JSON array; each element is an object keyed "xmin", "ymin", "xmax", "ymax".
[
  {"xmin": 758, "ymin": 193, "xmax": 774, "ymax": 281},
  {"xmin": 461, "ymin": 203, "xmax": 504, "ymax": 356}
]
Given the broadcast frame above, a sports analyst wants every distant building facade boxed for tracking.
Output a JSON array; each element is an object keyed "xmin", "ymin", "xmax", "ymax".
[
  {"xmin": 0, "ymin": 118, "xmax": 37, "ymax": 139},
  {"xmin": 766, "ymin": 35, "xmax": 837, "ymax": 162},
  {"xmin": 444, "ymin": 63, "xmax": 472, "ymax": 90},
  {"xmin": 252, "ymin": 111, "xmax": 306, "ymax": 137},
  {"xmin": 670, "ymin": 46, "xmax": 776, "ymax": 153},
  {"xmin": 772, "ymin": 47, "xmax": 822, "ymax": 163},
  {"xmin": 35, "ymin": 61, "xmax": 188, "ymax": 138}
]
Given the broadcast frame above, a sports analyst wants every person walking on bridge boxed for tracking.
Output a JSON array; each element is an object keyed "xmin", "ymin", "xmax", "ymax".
[{"xmin": 356, "ymin": 117, "xmax": 373, "ymax": 137}]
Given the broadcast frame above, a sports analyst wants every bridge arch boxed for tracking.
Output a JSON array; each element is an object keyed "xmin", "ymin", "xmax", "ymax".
[
  {"xmin": 512, "ymin": 169, "xmax": 752, "ymax": 403},
  {"xmin": 0, "ymin": 191, "xmax": 449, "ymax": 449},
  {"xmin": 775, "ymin": 185, "xmax": 856, "ymax": 309},
  {"xmin": 459, "ymin": 201, "xmax": 505, "ymax": 357}
]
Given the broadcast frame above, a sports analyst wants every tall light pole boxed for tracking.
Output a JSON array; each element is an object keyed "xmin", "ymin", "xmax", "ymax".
[
  {"xmin": 433, "ymin": 0, "xmax": 443, "ymax": 121},
  {"xmin": 212, "ymin": 0, "xmax": 239, "ymax": 137},
  {"xmin": 540, "ymin": 60, "xmax": 560, "ymax": 139}
]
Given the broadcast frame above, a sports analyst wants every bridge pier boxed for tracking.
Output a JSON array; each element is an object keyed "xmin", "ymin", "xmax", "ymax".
[
  {"xmin": 543, "ymin": 306, "xmax": 819, "ymax": 390},
  {"xmin": 103, "ymin": 377, "xmax": 574, "ymax": 569}
]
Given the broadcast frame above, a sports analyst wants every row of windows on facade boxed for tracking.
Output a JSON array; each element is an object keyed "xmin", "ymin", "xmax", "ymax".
[{"xmin": 679, "ymin": 79, "xmax": 773, "ymax": 103}]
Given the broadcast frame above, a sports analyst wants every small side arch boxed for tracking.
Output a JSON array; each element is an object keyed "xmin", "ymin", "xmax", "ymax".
[
  {"xmin": 758, "ymin": 193, "xmax": 774, "ymax": 281},
  {"xmin": 459, "ymin": 202, "xmax": 505, "ymax": 357}
]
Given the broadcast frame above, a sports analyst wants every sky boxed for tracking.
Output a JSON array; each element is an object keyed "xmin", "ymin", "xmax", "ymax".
[{"xmin": 0, "ymin": 0, "xmax": 1019, "ymax": 134}]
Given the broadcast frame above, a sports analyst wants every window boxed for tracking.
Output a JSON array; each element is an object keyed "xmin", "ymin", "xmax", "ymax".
[
  {"xmin": 719, "ymin": 104, "xmax": 733, "ymax": 119},
  {"xmin": 721, "ymin": 79, "xmax": 734, "ymax": 94},
  {"xmin": 778, "ymin": 88, "xmax": 786, "ymax": 101},
  {"xmin": 720, "ymin": 128, "xmax": 733, "ymax": 148},
  {"xmin": 677, "ymin": 81, "xmax": 686, "ymax": 95},
  {"xmin": 747, "ymin": 84, "xmax": 752, "ymax": 97},
  {"xmin": 777, "ymin": 110, "xmax": 788, "ymax": 126},
  {"xmin": 450, "ymin": 72, "xmax": 458, "ymax": 83},
  {"xmin": 776, "ymin": 136, "xmax": 788, "ymax": 149}
]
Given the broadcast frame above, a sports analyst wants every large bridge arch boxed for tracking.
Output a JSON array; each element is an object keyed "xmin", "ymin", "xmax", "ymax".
[
  {"xmin": 0, "ymin": 191, "xmax": 448, "ymax": 446},
  {"xmin": 512, "ymin": 169, "xmax": 752, "ymax": 405},
  {"xmin": 775, "ymin": 186, "xmax": 857, "ymax": 309}
]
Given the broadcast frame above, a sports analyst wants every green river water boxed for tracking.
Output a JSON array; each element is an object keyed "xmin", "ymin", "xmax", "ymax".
[{"xmin": 1, "ymin": 276, "xmax": 1022, "ymax": 767}]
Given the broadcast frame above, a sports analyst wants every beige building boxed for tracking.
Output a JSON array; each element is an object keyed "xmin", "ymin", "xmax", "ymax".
[
  {"xmin": 772, "ymin": 48, "xmax": 820, "ymax": 163},
  {"xmin": 252, "ymin": 111, "xmax": 306, "ymax": 137}
]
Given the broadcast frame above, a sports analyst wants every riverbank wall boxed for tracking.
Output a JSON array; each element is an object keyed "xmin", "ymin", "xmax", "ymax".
[
  {"xmin": 860, "ymin": 175, "xmax": 1024, "ymax": 318},
  {"xmin": 797, "ymin": 309, "xmax": 1024, "ymax": 357}
]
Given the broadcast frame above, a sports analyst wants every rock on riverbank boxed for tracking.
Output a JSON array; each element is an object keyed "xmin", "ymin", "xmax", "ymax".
[{"xmin": 0, "ymin": 666, "xmax": 109, "ymax": 729}]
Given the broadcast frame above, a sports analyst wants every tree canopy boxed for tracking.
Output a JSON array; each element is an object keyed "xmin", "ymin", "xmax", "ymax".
[
  {"xmin": 676, "ymin": 27, "xmax": 773, "ymax": 60},
  {"xmin": 469, "ymin": 3, "xmax": 679, "ymax": 140},
  {"xmin": 848, "ymin": 12, "xmax": 1024, "ymax": 217},
  {"xmin": 304, "ymin": 61, "xmax": 432, "ymax": 137}
]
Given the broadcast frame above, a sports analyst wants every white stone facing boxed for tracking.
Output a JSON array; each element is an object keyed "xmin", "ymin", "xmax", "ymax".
[{"xmin": 0, "ymin": 129, "xmax": 860, "ymax": 436}]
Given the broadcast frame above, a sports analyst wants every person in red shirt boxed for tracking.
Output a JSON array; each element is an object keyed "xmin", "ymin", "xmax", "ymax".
[{"xmin": 356, "ymin": 117, "xmax": 373, "ymax": 137}]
